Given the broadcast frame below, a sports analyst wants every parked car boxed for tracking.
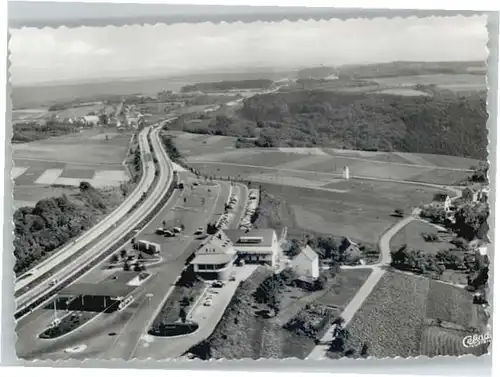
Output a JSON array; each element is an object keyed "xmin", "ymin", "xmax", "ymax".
[
  {"xmin": 164, "ymin": 230, "xmax": 174, "ymax": 237},
  {"xmin": 173, "ymin": 227, "xmax": 182, "ymax": 233},
  {"xmin": 155, "ymin": 228, "xmax": 165, "ymax": 235},
  {"xmin": 212, "ymin": 281, "xmax": 224, "ymax": 288},
  {"xmin": 194, "ymin": 227, "xmax": 204, "ymax": 235}
]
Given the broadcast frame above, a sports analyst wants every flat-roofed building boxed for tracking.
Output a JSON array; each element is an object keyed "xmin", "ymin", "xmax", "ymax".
[
  {"xmin": 190, "ymin": 231, "xmax": 237, "ymax": 280},
  {"xmin": 224, "ymin": 228, "xmax": 279, "ymax": 267}
]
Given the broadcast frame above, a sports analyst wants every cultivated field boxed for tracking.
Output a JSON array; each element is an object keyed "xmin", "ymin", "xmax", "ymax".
[
  {"xmin": 13, "ymin": 128, "xmax": 133, "ymax": 207},
  {"xmin": 326, "ymin": 271, "xmax": 488, "ymax": 359}
]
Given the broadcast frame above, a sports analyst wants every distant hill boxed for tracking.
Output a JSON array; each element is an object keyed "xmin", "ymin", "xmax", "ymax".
[
  {"xmin": 11, "ymin": 70, "xmax": 294, "ymax": 109},
  {"xmin": 297, "ymin": 66, "xmax": 337, "ymax": 79},
  {"xmin": 237, "ymin": 89, "xmax": 487, "ymax": 159},
  {"xmin": 181, "ymin": 79, "xmax": 275, "ymax": 93},
  {"xmin": 337, "ymin": 61, "xmax": 486, "ymax": 79}
]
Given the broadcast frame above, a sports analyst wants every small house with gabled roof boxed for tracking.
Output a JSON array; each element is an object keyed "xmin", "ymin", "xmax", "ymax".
[
  {"xmin": 432, "ymin": 193, "xmax": 452, "ymax": 212},
  {"xmin": 291, "ymin": 245, "xmax": 319, "ymax": 280},
  {"xmin": 339, "ymin": 237, "xmax": 362, "ymax": 265},
  {"xmin": 462, "ymin": 187, "xmax": 480, "ymax": 203}
]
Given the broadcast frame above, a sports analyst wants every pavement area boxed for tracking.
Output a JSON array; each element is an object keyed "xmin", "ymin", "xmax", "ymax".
[
  {"xmin": 132, "ymin": 265, "xmax": 258, "ymax": 359},
  {"xmin": 16, "ymin": 175, "xmax": 247, "ymax": 360}
]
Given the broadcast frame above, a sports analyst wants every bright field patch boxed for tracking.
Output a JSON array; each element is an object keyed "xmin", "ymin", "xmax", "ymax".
[
  {"xmin": 390, "ymin": 220, "xmax": 456, "ymax": 255},
  {"xmin": 258, "ymin": 179, "xmax": 445, "ymax": 243},
  {"xmin": 13, "ymin": 128, "xmax": 132, "ymax": 165}
]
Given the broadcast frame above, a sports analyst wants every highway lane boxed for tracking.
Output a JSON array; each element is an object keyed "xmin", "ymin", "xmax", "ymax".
[
  {"xmin": 15, "ymin": 128, "xmax": 153, "ymax": 294},
  {"xmin": 16, "ymin": 177, "xmax": 232, "ymax": 360},
  {"xmin": 15, "ymin": 126, "xmax": 172, "ymax": 316}
]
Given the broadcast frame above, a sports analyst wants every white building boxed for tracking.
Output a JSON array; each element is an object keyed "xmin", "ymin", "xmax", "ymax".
[
  {"xmin": 291, "ymin": 245, "xmax": 319, "ymax": 280},
  {"xmin": 224, "ymin": 228, "xmax": 280, "ymax": 267},
  {"xmin": 432, "ymin": 193, "xmax": 452, "ymax": 212},
  {"xmin": 82, "ymin": 115, "xmax": 100, "ymax": 127},
  {"xmin": 190, "ymin": 231, "xmax": 237, "ymax": 281}
]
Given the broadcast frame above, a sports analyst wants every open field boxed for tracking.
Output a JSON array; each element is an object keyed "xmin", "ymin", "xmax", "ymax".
[
  {"xmin": 370, "ymin": 74, "xmax": 486, "ymax": 92},
  {"xmin": 12, "ymin": 109, "xmax": 48, "ymax": 122},
  {"xmin": 13, "ymin": 128, "xmax": 132, "ymax": 165},
  {"xmin": 50, "ymin": 104, "xmax": 115, "ymax": 119},
  {"xmin": 13, "ymin": 128, "xmax": 133, "ymax": 207},
  {"xmin": 241, "ymin": 177, "xmax": 444, "ymax": 243},
  {"xmin": 326, "ymin": 271, "xmax": 487, "ymax": 359},
  {"xmin": 172, "ymin": 131, "xmax": 477, "ymax": 185},
  {"xmin": 390, "ymin": 220, "xmax": 456, "ymax": 255},
  {"xmin": 375, "ymin": 88, "xmax": 431, "ymax": 96}
]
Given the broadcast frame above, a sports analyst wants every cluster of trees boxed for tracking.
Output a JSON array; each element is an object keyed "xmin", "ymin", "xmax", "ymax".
[
  {"xmin": 253, "ymin": 269, "xmax": 298, "ymax": 315},
  {"xmin": 181, "ymin": 79, "xmax": 273, "ymax": 93},
  {"xmin": 236, "ymin": 90, "xmax": 487, "ymax": 159},
  {"xmin": 391, "ymin": 244, "xmax": 484, "ymax": 279},
  {"xmin": 420, "ymin": 202, "xmax": 488, "ymax": 242},
  {"xmin": 160, "ymin": 134, "xmax": 183, "ymax": 163},
  {"xmin": 14, "ymin": 182, "xmax": 108, "ymax": 275},
  {"xmin": 454, "ymin": 203, "xmax": 489, "ymax": 241},
  {"xmin": 180, "ymin": 114, "xmax": 257, "ymax": 139},
  {"xmin": 470, "ymin": 162, "xmax": 488, "ymax": 183},
  {"xmin": 390, "ymin": 245, "xmax": 446, "ymax": 276},
  {"xmin": 13, "ymin": 119, "xmax": 78, "ymax": 143}
]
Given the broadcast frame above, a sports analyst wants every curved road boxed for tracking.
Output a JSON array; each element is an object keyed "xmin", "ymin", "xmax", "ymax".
[
  {"xmin": 16, "ymin": 125, "xmax": 173, "ymax": 315},
  {"xmin": 15, "ymin": 127, "xmax": 153, "ymax": 294}
]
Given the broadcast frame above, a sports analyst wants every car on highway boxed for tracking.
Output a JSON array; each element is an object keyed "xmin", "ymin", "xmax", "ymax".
[{"xmin": 49, "ymin": 278, "xmax": 58, "ymax": 287}]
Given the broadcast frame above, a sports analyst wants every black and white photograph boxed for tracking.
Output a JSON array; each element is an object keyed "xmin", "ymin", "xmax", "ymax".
[{"xmin": 7, "ymin": 9, "xmax": 491, "ymax": 361}]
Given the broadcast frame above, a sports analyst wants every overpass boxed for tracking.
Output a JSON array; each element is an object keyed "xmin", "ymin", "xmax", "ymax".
[{"xmin": 15, "ymin": 123, "xmax": 176, "ymax": 319}]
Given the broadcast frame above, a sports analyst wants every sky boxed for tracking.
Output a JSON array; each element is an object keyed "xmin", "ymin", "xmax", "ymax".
[{"xmin": 9, "ymin": 15, "xmax": 488, "ymax": 86}]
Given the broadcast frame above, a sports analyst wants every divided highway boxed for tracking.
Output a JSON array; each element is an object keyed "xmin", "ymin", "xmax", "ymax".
[
  {"xmin": 15, "ymin": 125, "xmax": 174, "ymax": 317},
  {"xmin": 15, "ymin": 127, "xmax": 153, "ymax": 295}
]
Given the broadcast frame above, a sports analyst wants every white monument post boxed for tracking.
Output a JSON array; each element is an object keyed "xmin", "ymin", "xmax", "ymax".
[{"xmin": 343, "ymin": 166, "xmax": 350, "ymax": 180}]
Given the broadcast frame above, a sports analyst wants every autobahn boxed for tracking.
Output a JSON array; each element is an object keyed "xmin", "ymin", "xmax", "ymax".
[
  {"xmin": 15, "ymin": 124, "xmax": 175, "ymax": 318},
  {"xmin": 15, "ymin": 127, "xmax": 153, "ymax": 295}
]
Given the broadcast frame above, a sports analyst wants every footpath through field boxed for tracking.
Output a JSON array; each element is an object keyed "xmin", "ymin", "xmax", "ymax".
[{"xmin": 307, "ymin": 208, "xmax": 421, "ymax": 359}]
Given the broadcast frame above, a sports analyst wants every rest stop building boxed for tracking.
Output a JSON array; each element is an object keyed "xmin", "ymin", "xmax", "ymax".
[{"xmin": 190, "ymin": 228, "xmax": 280, "ymax": 280}]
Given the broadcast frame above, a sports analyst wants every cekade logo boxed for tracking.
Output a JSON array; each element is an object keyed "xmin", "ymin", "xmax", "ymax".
[{"xmin": 462, "ymin": 333, "xmax": 491, "ymax": 348}]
